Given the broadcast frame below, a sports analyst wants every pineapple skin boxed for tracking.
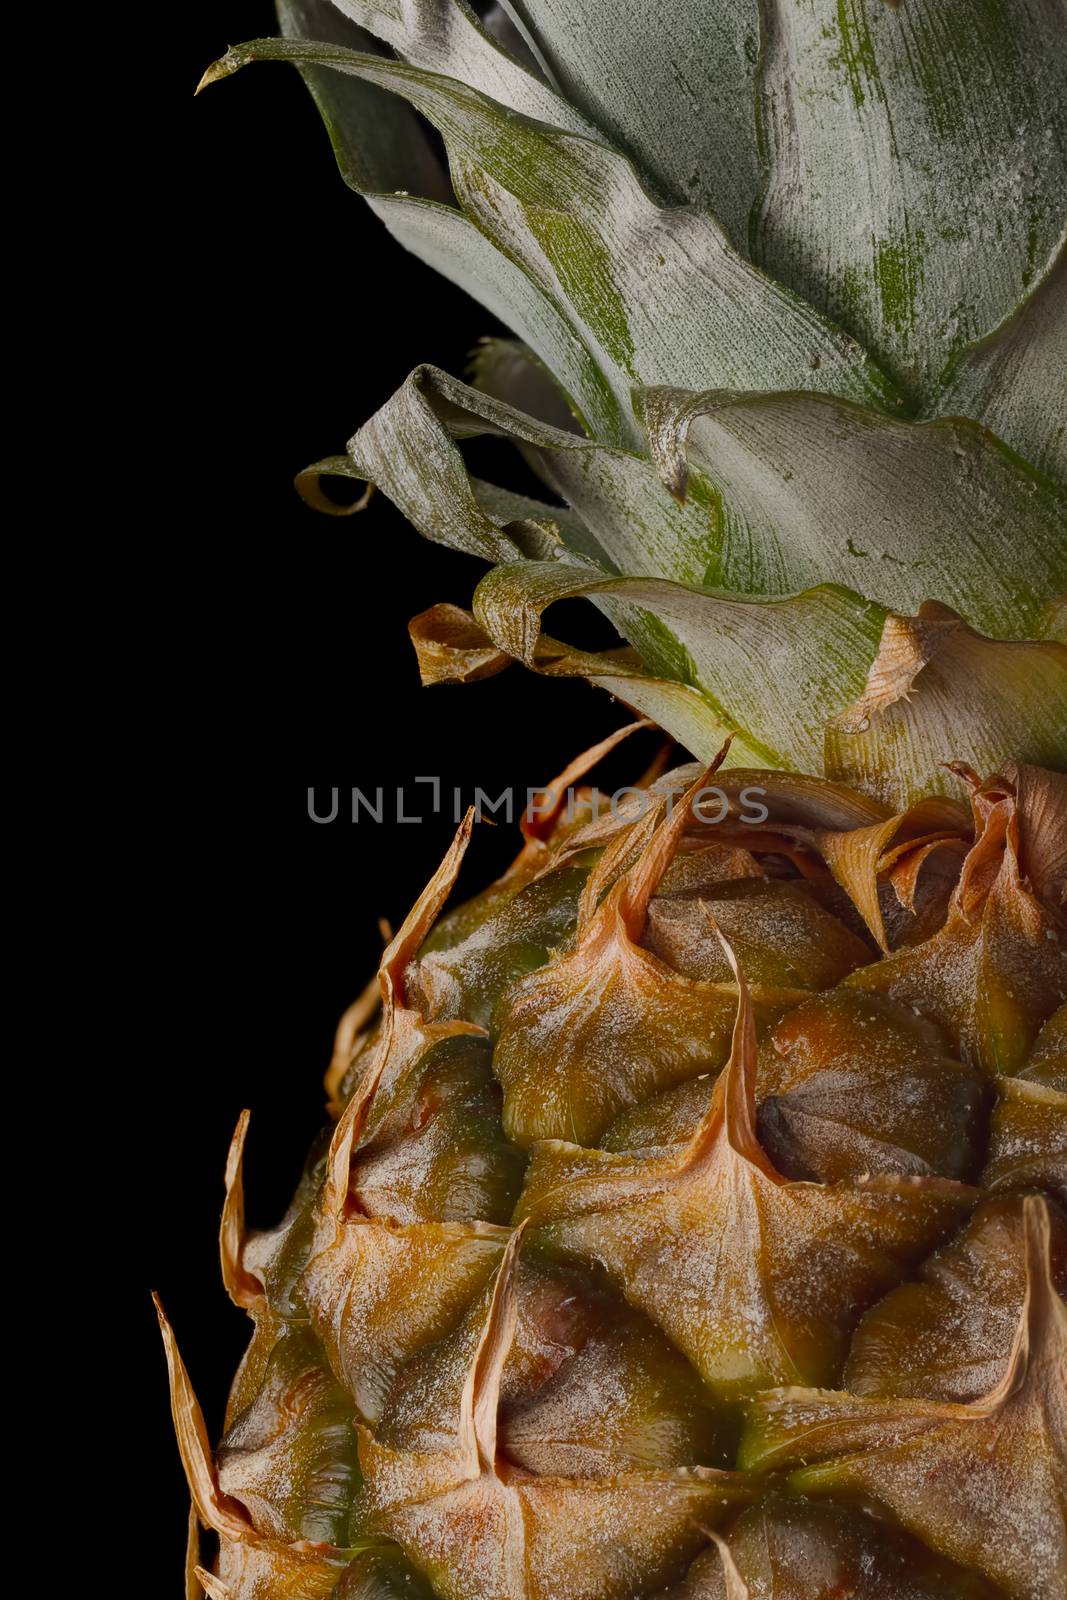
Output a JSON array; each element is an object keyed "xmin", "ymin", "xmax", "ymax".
[
  {"xmin": 178, "ymin": 0, "xmax": 1067, "ymax": 1592},
  {"xmin": 164, "ymin": 755, "xmax": 1067, "ymax": 1600}
]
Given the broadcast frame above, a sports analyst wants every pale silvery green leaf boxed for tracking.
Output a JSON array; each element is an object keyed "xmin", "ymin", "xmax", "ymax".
[
  {"xmin": 276, "ymin": 0, "xmax": 449, "ymax": 198},
  {"xmin": 368, "ymin": 197, "xmax": 626, "ymax": 442},
  {"xmin": 827, "ymin": 606, "xmax": 1067, "ymax": 805},
  {"xmin": 933, "ymin": 240, "xmax": 1067, "ymax": 485},
  {"xmin": 473, "ymin": 561, "xmax": 887, "ymax": 773},
  {"xmin": 754, "ymin": 0, "xmax": 1067, "ymax": 408},
  {"xmin": 201, "ymin": 38, "xmax": 900, "ymax": 423},
  {"xmin": 478, "ymin": 4, "xmax": 542, "ymax": 74},
  {"xmin": 305, "ymin": 365, "xmax": 727, "ymax": 582},
  {"xmin": 277, "ymin": 7, "xmax": 624, "ymax": 443},
  {"xmin": 327, "ymin": 0, "xmax": 598, "ymax": 135},
  {"xmin": 636, "ymin": 387, "xmax": 1067, "ymax": 638},
  {"xmin": 495, "ymin": 0, "xmax": 763, "ymax": 243}
]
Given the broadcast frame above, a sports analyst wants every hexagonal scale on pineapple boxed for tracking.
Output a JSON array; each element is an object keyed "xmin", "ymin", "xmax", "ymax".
[
  {"xmin": 493, "ymin": 761, "xmax": 804, "ymax": 1149},
  {"xmin": 349, "ymin": 1032, "xmax": 526, "ymax": 1225},
  {"xmin": 299, "ymin": 1194, "xmax": 510, "ymax": 1429},
  {"xmin": 403, "ymin": 861, "xmax": 589, "ymax": 1036},
  {"xmin": 331, "ymin": 1546, "xmax": 438, "ymax": 1600},
  {"xmin": 848, "ymin": 765, "xmax": 1067, "ymax": 1075},
  {"xmin": 740, "ymin": 1195, "xmax": 1067, "ymax": 1600},
  {"xmin": 516, "ymin": 938, "xmax": 975, "ymax": 1399},
  {"xmin": 754, "ymin": 990, "xmax": 987, "ymax": 1183},
  {"xmin": 641, "ymin": 877, "xmax": 871, "ymax": 989},
  {"xmin": 381, "ymin": 1251, "xmax": 729, "ymax": 1477},
  {"xmin": 660, "ymin": 1494, "xmax": 1004, "ymax": 1599},
  {"xmin": 984, "ymin": 1093, "xmax": 1067, "ymax": 1203},
  {"xmin": 216, "ymin": 1325, "xmax": 361, "ymax": 1548},
  {"xmin": 219, "ymin": 1111, "xmax": 332, "ymax": 1424},
  {"xmin": 982, "ymin": 1000, "xmax": 1067, "ymax": 1201},
  {"xmin": 155, "ymin": 1294, "xmax": 350, "ymax": 1600},
  {"xmin": 845, "ymin": 1191, "xmax": 1067, "ymax": 1400},
  {"xmin": 356, "ymin": 1228, "xmax": 754, "ymax": 1600},
  {"xmin": 498, "ymin": 1273, "xmax": 730, "ymax": 1473}
]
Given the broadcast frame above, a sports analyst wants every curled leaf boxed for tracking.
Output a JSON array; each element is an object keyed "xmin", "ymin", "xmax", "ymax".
[
  {"xmin": 811, "ymin": 799, "xmax": 970, "ymax": 955},
  {"xmin": 409, "ymin": 603, "xmax": 512, "ymax": 686}
]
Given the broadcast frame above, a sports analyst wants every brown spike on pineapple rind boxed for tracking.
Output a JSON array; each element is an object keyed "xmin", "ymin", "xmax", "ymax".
[
  {"xmin": 220, "ymin": 1110, "xmax": 265, "ymax": 1312},
  {"xmin": 463, "ymin": 1222, "xmax": 527, "ymax": 1473},
  {"xmin": 493, "ymin": 757, "xmax": 762, "ymax": 1148},
  {"xmin": 986, "ymin": 1192, "xmax": 1067, "ymax": 1408},
  {"xmin": 323, "ymin": 1043, "xmax": 394, "ymax": 1221},
  {"xmin": 380, "ymin": 808, "xmax": 476, "ymax": 1009},
  {"xmin": 617, "ymin": 744, "xmax": 734, "ymax": 936},
  {"xmin": 647, "ymin": 922, "xmax": 763, "ymax": 1180},
  {"xmin": 325, "ymin": 968, "xmax": 383, "ymax": 1115},
  {"xmin": 576, "ymin": 799, "xmax": 662, "ymax": 929},
  {"xmin": 698, "ymin": 1527, "xmax": 750, "ymax": 1600},
  {"xmin": 186, "ymin": 1504, "xmax": 204, "ymax": 1600},
  {"xmin": 517, "ymin": 719, "xmax": 653, "ymax": 852},
  {"xmin": 153, "ymin": 1293, "xmax": 253, "ymax": 1542},
  {"xmin": 321, "ymin": 811, "xmax": 489, "ymax": 1215}
]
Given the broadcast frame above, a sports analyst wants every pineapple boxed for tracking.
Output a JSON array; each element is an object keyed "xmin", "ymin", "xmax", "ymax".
[{"xmin": 165, "ymin": 1, "xmax": 1067, "ymax": 1595}]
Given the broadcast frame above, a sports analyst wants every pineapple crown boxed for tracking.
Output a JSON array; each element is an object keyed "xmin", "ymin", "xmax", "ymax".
[{"xmin": 199, "ymin": 0, "xmax": 1066, "ymax": 805}]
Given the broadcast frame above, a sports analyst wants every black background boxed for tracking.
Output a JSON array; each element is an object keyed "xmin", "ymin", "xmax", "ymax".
[{"xmin": 144, "ymin": 4, "xmax": 650, "ymax": 1578}]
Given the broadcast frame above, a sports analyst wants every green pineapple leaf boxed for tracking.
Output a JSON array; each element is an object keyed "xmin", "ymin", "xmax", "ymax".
[
  {"xmin": 492, "ymin": 0, "xmax": 765, "ymax": 241},
  {"xmin": 275, "ymin": 0, "xmax": 449, "ymax": 199},
  {"xmin": 472, "ymin": 560, "xmax": 887, "ymax": 773},
  {"xmin": 753, "ymin": 0, "xmax": 1067, "ymax": 408},
  {"xmin": 199, "ymin": 37, "xmax": 901, "ymax": 423},
  {"xmin": 635, "ymin": 385, "xmax": 1067, "ymax": 636},
  {"xmin": 826, "ymin": 607, "xmax": 1067, "ymax": 805},
  {"xmin": 367, "ymin": 197, "xmax": 625, "ymax": 442},
  {"xmin": 932, "ymin": 240, "xmax": 1066, "ymax": 483},
  {"xmin": 320, "ymin": 0, "xmax": 598, "ymax": 135}
]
